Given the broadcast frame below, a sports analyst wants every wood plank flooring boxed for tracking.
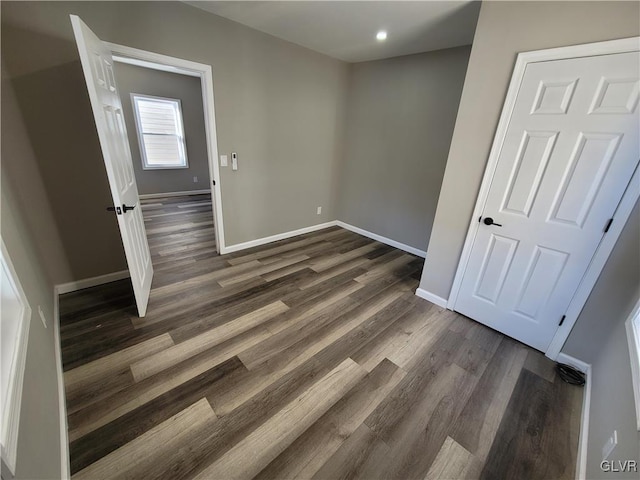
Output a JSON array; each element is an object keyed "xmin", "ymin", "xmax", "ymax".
[{"xmin": 59, "ymin": 193, "xmax": 583, "ymax": 479}]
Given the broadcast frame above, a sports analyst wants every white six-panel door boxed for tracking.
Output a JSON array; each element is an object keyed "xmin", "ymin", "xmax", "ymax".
[
  {"xmin": 454, "ymin": 51, "xmax": 639, "ymax": 352},
  {"xmin": 71, "ymin": 15, "xmax": 153, "ymax": 317}
]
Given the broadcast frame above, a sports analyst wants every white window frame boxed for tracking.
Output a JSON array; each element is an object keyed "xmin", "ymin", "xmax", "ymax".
[
  {"xmin": 0, "ymin": 240, "xmax": 31, "ymax": 476},
  {"xmin": 131, "ymin": 93, "xmax": 189, "ymax": 170},
  {"xmin": 625, "ymin": 298, "xmax": 640, "ymax": 430}
]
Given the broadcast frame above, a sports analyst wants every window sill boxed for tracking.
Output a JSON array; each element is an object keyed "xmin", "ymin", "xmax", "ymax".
[{"xmin": 142, "ymin": 165, "xmax": 189, "ymax": 171}]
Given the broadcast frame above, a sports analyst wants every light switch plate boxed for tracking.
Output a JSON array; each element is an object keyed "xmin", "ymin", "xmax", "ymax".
[{"xmin": 220, "ymin": 155, "xmax": 228, "ymax": 167}]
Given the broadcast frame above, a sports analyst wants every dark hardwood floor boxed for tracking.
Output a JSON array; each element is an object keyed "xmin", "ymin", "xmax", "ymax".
[{"xmin": 59, "ymin": 193, "xmax": 583, "ymax": 479}]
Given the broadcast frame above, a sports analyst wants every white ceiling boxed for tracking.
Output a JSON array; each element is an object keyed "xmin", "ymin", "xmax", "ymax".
[{"xmin": 184, "ymin": 1, "xmax": 481, "ymax": 63}]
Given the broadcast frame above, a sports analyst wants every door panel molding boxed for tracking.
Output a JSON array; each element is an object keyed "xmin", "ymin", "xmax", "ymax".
[{"xmin": 447, "ymin": 36, "xmax": 640, "ymax": 360}]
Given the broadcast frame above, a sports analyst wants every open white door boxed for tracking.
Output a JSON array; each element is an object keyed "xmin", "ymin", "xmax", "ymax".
[
  {"xmin": 453, "ymin": 50, "xmax": 639, "ymax": 352},
  {"xmin": 71, "ymin": 15, "xmax": 153, "ymax": 317}
]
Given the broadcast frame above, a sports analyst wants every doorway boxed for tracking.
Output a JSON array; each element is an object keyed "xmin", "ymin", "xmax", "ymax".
[
  {"xmin": 111, "ymin": 60, "xmax": 219, "ymax": 274},
  {"xmin": 71, "ymin": 13, "xmax": 227, "ymax": 317},
  {"xmin": 107, "ymin": 42, "xmax": 227, "ymax": 255}
]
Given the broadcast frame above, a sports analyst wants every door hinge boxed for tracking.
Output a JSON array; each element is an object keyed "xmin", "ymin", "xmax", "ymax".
[
  {"xmin": 559, "ymin": 315, "xmax": 566, "ymax": 326},
  {"xmin": 604, "ymin": 218, "xmax": 613, "ymax": 233}
]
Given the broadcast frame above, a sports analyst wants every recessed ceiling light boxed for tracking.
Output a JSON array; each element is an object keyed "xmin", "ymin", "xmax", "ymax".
[{"xmin": 376, "ymin": 31, "xmax": 387, "ymax": 41}]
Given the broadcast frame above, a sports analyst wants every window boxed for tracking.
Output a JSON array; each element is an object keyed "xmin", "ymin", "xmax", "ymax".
[
  {"xmin": 131, "ymin": 94, "xmax": 188, "ymax": 169},
  {"xmin": 1, "ymin": 241, "xmax": 31, "ymax": 475}
]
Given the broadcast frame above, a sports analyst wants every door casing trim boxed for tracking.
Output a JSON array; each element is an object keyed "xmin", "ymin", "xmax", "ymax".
[{"xmin": 446, "ymin": 36, "xmax": 640, "ymax": 360}]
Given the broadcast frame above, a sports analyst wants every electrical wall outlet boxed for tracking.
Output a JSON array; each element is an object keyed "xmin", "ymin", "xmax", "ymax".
[
  {"xmin": 193, "ymin": 176, "xmax": 198, "ymax": 183},
  {"xmin": 317, "ymin": 206, "xmax": 322, "ymax": 215},
  {"xmin": 38, "ymin": 305, "xmax": 47, "ymax": 328},
  {"xmin": 602, "ymin": 430, "xmax": 618, "ymax": 461},
  {"xmin": 220, "ymin": 155, "xmax": 228, "ymax": 167}
]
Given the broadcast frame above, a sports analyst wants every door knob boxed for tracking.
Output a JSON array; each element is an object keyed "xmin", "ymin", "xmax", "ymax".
[
  {"xmin": 122, "ymin": 204, "xmax": 136, "ymax": 213},
  {"xmin": 483, "ymin": 217, "xmax": 502, "ymax": 227}
]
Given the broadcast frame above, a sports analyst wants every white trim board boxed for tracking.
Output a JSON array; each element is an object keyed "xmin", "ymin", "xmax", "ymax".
[
  {"xmin": 112, "ymin": 55, "xmax": 201, "ymax": 78},
  {"xmin": 53, "ymin": 290, "xmax": 70, "ymax": 479},
  {"xmin": 415, "ymin": 288, "xmax": 448, "ymax": 309},
  {"xmin": 556, "ymin": 352, "xmax": 590, "ymax": 374},
  {"xmin": 445, "ymin": 36, "xmax": 640, "ymax": 360},
  {"xmin": 106, "ymin": 42, "xmax": 227, "ymax": 255},
  {"xmin": 336, "ymin": 221, "xmax": 426, "ymax": 258},
  {"xmin": 225, "ymin": 220, "xmax": 428, "ymax": 258},
  {"xmin": 557, "ymin": 353, "xmax": 591, "ymax": 480},
  {"xmin": 223, "ymin": 222, "xmax": 338, "ymax": 254},
  {"xmin": 55, "ymin": 270, "xmax": 130, "ymax": 295},
  {"xmin": 138, "ymin": 190, "xmax": 210, "ymax": 200},
  {"xmin": 0, "ymin": 241, "xmax": 32, "ymax": 476},
  {"xmin": 624, "ymin": 299, "xmax": 640, "ymax": 431}
]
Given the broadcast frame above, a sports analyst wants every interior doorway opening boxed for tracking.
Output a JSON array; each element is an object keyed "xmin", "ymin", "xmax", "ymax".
[
  {"xmin": 108, "ymin": 43, "xmax": 227, "ymax": 255},
  {"xmin": 111, "ymin": 59, "xmax": 218, "ymax": 267}
]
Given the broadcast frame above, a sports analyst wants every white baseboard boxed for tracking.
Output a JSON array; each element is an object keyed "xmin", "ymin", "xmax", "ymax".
[
  {"xmin": 577, "ymin": 368, "xmax": 591, "ymax": 480},
  {"xmin": 556, "ymin": 353, "xmax": 591, "ymax": 480},
  {"xmin": 52, "ymin": 290, "xmax": 70, "ymax": 479},
  {"xmin": 222, "ymin": 220, "xmax": 430, "ymax": 257},
  {"xmin": 335, "ymin": 221, "xmax": 426, "ymax": 258},
  {"xmin": 415, "ymin": 288, "xmax": 448, "ymax": 309},
  {"xmin": 55, "ymin": 270, "xmax": 130, "ymax": 295},
  {"xmin": 138, "ymin": 189, "xmax": 211, "ymax": 200},
  {"xmin": 222, "ymin": 221, "xmax": 338, "ymax": 254},
  {"xmin": 555, "ymin": 353, "xmax": 590, "ymax": 374}
]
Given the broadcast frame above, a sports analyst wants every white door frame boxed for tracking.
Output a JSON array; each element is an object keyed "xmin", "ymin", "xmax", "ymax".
[
  {"xmin": 105, "ymin": 42, "xmax": 227, "ymax": 254},
  {"xmin": 447, "ymin": 36, "xmax": 640, "ymax": 361}
]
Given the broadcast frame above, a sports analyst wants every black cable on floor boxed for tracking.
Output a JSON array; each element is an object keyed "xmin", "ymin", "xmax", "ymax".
[{"xmin": 556, "ymin": 363, "xmax": 586, "ymax": 386}]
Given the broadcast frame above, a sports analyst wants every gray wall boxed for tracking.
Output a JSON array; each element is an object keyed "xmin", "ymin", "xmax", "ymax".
[
  {"xmin": 418, "ymin": 0, "xmax": 640, "ymax": 299},
  {"xmin": 114, "ymin": 63, "xmax": 210, "ymax": 196},
  {"xmin": 1, "ymin": 64, "xmax": 67, "ymax": 479},
  {"xmin": 1, "ymin": 0, "xmax": 349, "ymax": 282},
  {"xmin": 337, "ymin": 47, "xmax": 470, "ymax": 252},
  {"xmin": 563, "ymin": 201, "xmax": 640, "ymax": 479}
]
